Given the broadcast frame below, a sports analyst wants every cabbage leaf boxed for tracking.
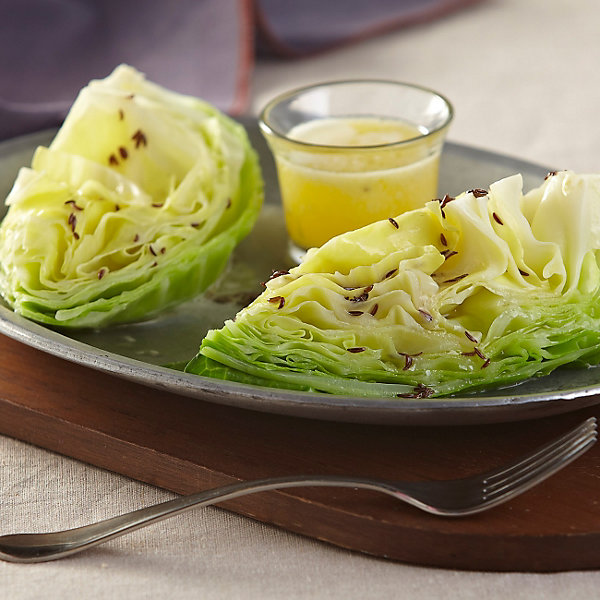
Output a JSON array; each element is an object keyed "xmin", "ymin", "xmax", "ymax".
[
  {"xmin": 0, "ymin": 65, "xmax": 263, "ymax": 327},
  {"xmin": 186, "ymin": 171, "xmax": 600, "ymax": 398}
]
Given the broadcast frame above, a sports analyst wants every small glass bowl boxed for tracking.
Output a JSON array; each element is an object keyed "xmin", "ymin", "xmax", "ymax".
[{"xmin": 259, "ymin": 80, "xmax": 453, "ymax": 262}]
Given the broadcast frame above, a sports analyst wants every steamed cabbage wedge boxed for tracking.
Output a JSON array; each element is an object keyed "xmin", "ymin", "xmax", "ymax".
[
  {"xmin": 187, "ymin": 171, "xmax": 600, "ymax": 398},
  {"xmin": 0, "ymin": 65, "xmax": 263, "ymax": 327}
]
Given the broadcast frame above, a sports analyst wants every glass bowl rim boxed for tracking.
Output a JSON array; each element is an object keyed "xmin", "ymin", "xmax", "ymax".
[{"xmin": 258, "ymin": 79, "xmax": 454, "ymax": 151}]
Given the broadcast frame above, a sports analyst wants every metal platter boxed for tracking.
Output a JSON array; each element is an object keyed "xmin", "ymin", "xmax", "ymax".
[{"xmin": 0, "ymin": 122, "xmax": 598, "ymax": 426}]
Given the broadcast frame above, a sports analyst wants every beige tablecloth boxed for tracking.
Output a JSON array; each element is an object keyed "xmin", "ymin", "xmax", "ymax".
[{"xmin": 3, "ymin": 0, "xmax": 600, "ymax": 597}]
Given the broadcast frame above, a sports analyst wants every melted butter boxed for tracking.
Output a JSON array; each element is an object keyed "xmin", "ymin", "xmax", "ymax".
[{"xmin": 274, "ymin": 117, "xmax": 442, "ymax": 250}]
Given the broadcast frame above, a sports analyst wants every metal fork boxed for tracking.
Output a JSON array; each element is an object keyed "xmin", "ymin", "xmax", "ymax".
[{"xmin": 0, "ymin": 417, "xmax": 595, "ymax": 563}]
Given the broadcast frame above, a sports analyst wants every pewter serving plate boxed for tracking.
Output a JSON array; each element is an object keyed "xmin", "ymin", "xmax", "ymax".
[{"xmin": 0, "ymin": 122, "xmax": 599, "ymax": 426}]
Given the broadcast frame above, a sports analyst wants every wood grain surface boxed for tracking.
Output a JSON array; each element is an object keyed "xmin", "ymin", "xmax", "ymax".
[{"xmin": 0, "ymin": 332, "xmax": 599, "ymax": 572}]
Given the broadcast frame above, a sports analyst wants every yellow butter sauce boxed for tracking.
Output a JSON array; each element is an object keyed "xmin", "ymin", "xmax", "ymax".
[{"xmin": 273, "ymin": 117, "xmax": 442, "ymax": 251}]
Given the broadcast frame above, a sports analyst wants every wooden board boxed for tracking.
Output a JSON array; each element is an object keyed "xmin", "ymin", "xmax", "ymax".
[{"xmin": 1, "ymin": 331, "xmax": 599, "ymax": 572}]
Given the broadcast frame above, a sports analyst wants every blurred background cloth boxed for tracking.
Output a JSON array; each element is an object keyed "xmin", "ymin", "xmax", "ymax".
[{"xmin": 0, "ymin": 0, "xmax": 480, "ymax": 140}]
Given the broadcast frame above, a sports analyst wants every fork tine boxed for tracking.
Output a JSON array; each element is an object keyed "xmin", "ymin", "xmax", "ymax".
[
  {"xmin": 483, "ymin": 430, "xmax": 596, "ymax": 492},
  {"xmin": 480, "ymin": 430, "xmax": 597, "ymax": 505},
  {"xmin": 482, "ymin": 421, "xmax": 596, "ymax": 488},
  {"xmin": 482, "ymin": 417, "xmax": 597, "ymax": 485}
]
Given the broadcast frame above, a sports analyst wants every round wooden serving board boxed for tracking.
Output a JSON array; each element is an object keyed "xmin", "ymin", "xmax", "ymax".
[{"xmin": 0, "ymin": 332, "xmax": 599, "ymax": 572}]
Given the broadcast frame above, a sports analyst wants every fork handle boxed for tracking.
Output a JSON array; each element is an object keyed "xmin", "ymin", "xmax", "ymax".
[{"xmin": 0, "ymin": 475, "xmax": 397, "ymax": 563}]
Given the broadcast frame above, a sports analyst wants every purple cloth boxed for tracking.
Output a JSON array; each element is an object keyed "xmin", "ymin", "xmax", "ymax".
[
  {"xmin": 0, "ymin": 0, "xmax": 480, "ymax": 140},
  {"xmin": 0, "ymin": 0, "xmax": 251, "ymax": 138},
  {"xmin": 255, "ymin": 0, "xmax": 481, "ymax": 56}
]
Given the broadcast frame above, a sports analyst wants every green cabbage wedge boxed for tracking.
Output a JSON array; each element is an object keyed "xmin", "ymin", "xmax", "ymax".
[
  {"xmin": 0, "ymin": 65, "xmax": 263, "ymax": 327},
  {"xmin": 187, "ymin": 171, "xmax": 600, "ymax": 398}
]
